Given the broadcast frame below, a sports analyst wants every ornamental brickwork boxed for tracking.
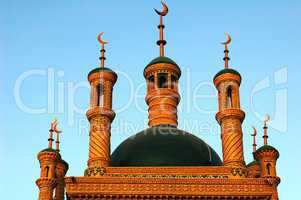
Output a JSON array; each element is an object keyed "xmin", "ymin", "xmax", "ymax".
[{"xmin": 35, "ymin": 2, "xmax": 281, "ymax": 200}]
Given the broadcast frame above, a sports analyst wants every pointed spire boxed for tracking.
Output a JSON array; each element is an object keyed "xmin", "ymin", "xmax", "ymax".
[
  {"xmin": 221, "ymin": 33, "xmax": 232, "ymax": 69},
  {"xmin": 263, "ymin": 114, "xmax": 270, "ymax": 145},
  {"xmin": 48, "ymin": 119, "xmax": 57, "ymax": 149},
  {"xmin": 97, "ymin": 32, "xmax": 108, "ymax": 68},
  {"xmin": 251, "ymin": 126, "xmax": 257, "ymax": 153},
  {"xmin": 155, "ymin": 1, "xmax": 169, "ymax": 56},
  {"xmin": 52, "ymin": 118, "xmax": 62, "ymax": 152}
]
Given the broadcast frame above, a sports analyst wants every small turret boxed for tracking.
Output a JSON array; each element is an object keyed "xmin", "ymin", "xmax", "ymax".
[
  {"xmin": 254, "ymin": 115, "xmax": 280, "ymax": 179},
  {"xmin": 36, "ymin": 119, "xmax": 68, "ymax": 200}
]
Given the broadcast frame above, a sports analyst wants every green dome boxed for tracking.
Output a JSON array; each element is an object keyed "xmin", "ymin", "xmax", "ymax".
[
  {"xmin": 147, "ymin": 56, "xmax": 178, "ymax": 67},
  {"xmin": 145, "ymin": 56, "xmax": 181, "ymax": 75},
  {"xmin": 213, "ymin": 68, "xmax": 241, "ymax": 80},
  {"xmin": 256, "ymin": 145, "xmax": 278, "ymax": 153},
  {"xmin": 110, "ymin": 125, "xmax": 222, "ymax": 167},
  {"xmin": 255, "ymin": 145, "xmax": 280, "ymax": 160},
  {"xmin": 88, "ymin": 67, "xmax": 117, "ymax": 77},
  {"xmin": 40, "ymin": 148, "xmax": 57, "ymax": 153}
]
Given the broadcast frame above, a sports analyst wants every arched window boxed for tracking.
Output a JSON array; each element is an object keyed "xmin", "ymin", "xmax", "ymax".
[
  {"xmin": 158, "ymin": 73, "xmax": 168, "ymax": 88},
  {"xmin": 96, "ymin": 84, "xmax": 104, "ymax": 107},
  {"xmin": 266, "ymin": 163, "xmax": 272, "ymax": 175},
  {"xmin": 226, "ymin": 87, "xmax": 233, "ymax": 108},
  {"xmin": 45, "ymin": 166, "xmax": 50, "ymax": 177}
]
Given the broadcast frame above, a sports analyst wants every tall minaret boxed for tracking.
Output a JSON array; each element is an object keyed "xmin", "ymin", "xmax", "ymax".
[
  {"xmin": 144, "ymin": 1, "xmax": 181, "ymax": 127},
  {"xmin": 85, "ymin": 33, "xmax": 117, "ymax": 176},
  {"xmin": 36, "ymin": 119, "xmax": 68, "ymax": 200},
  {"xmin": 214, "ymin": 33, "xmax": 246, "ymax": 167}
]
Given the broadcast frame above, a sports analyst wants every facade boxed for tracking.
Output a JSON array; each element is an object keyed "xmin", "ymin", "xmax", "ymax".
[{"xmin": 36, "ymin": 2, "xmax": 281, "ymax": 200}]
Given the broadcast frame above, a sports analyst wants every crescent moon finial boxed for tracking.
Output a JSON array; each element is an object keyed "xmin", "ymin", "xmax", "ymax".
[
  {"xmin": 97, "ymin": 32, "xmax": 108, "ymax": 67},
  {"xmin": 221, "ymin": 32, "xmax": 231, "ymax": 45},
  {"xmin": 264, "ymin": 114, "xmax": 271, "ymax": 125},
  {"xmin": 263, "ymin": 114, "xmax": 270, "ymax": 145},
  {"xmin": 154, "ymin": 1, "xmax": 169, "ymax": 16},
  {"xmin": 97, "ymin": 32, "xmax": 108, "ymax": 45}
]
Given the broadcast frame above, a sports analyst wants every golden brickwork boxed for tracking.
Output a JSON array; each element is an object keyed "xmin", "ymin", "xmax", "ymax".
[
  {"xmin": 36, "ymin": 4, "xmax": 281, "ymax": 199},
  {"xmin": 65, "ymin": 172, "xmax": 278, "ymax": 200},
  {"xmin": 86, "ymin": 110, "xmax": 113, "ymax": 168},
  {"xmin": 36, "ymin": 151, "xmax": 68, "ymax": 200},
  {"xmin": 217, "ymin": 110, "xmax": 245, "ymax": 167},
  {"xmin": 86, "ymin": 69, "xmax": 117, "ymax": 170},
  {"xmin": 214, "ymin": 72, "xmax": 246, "ymax": 168},
  {"xmin": 144, "ymin": 62, "xmax": 181, "ymax": 127}
]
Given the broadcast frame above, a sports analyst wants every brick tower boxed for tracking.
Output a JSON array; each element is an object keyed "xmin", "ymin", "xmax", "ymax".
[
  {"xmin": 214, "ymin": 34, "xmax": 246, "ymax": 168},
  {"xmin": 254, "ymin": 116, "xmax": 280, "ymax": 179},
  {"xmin": 85, "ymin": 33, "xmax": 117, "ymax": 176},
  {"xmin": 144, "ymin": 1, "xmax": 181, "ymax": 127},
  {"xmin": 36, "ymin": 119, "xmax": 68, "ymax": 200}
]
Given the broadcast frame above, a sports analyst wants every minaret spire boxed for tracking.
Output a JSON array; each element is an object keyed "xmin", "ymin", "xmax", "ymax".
[
  {"xmin": 97, "ymin": 32, "xmax": 108, "ymax": 68},
  {"xmin": 49, "ymin": 118, "xmax": 61, "ymax": 151},
  {"xmin": 155, "ymin": 1, "xmax": 168, "ymax": 56},
  {"xmin": 263, "ymin": 114, "xmax": 270, "ymax": 145},
  {"xmin": 48, "ymin": 120, "xmax": 55, "ymax": 149},
  {"xmin": 53, "ymin": 118, "xmax": 62, "ymax": 152},
  {"xmin": 251, "ymin": 126, "xmax": 257, "ymax": 153},
  {"xmin": 221, "ymin": 33, "xmax": 231, "ymax": 69}
]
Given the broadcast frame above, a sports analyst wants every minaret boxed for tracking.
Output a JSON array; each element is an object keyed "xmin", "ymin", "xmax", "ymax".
[
  {"xmin": 144, "ymin": 1, "xmax": 181, "ymax": 127},
  {"xmin": 53, "ymin": 125, "xmax": 68, "ymax": 200},
  {"xmin": 36, "ymin": 120, "xmax": 60, "ymax": 200},
  {"xmin": 254, "ymin": 116, "xmax": 280, "ymax": 179},
  {"xmin": 214, "ymin": 33, "xmax": 246, "ymax": 167},
  {"xmin": 85, "ymin": 33, "xmax": 117, "ymax": 175}
]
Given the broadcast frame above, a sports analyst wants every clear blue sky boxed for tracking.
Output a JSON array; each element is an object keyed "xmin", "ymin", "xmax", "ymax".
[{"xmin": 0, "ymin": 0, "xmax": 300, "ymax": 199}]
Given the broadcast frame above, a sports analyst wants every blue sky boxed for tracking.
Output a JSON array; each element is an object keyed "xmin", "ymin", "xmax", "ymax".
[{"xmin": 0, "ymin": 0, "xmax": 300, "ymax": 199}]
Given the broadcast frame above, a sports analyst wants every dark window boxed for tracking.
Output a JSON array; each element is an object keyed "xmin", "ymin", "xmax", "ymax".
[
  {"xmin": 226, "ymin": 87, "xmax": 233, "ymax": 108},
  {"xmin": 45, "ymin": 166, "xmax": 50, "ymax": 177},
  {"xmin": 96, "ymin": 84, "xmax": 104, "ymax": 106},
  {"xmin": 158, "ymin": 73, "xmax": 168, "ymax": 88},
  {"xmin": 266, "ymin": 163, "xmax": 272, "ymax": 175}
]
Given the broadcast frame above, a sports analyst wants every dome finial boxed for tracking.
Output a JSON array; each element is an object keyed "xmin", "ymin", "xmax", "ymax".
[
  {"xmin": 97, "ymin": 32, "xmax": 108, "ymax": 68},
  {"xmin": 154, "ymin": 1, "xmax": 169, "ymax": 56},
  {"xmin": 263, "ymin": 114, "xmax": 271, "ymax": 145},
  {"xmin": 221, "ymin": 33, "xmax": 231, "ymax": 69},
  {"xmin": 251, "ymin": 126, "xmax": 257, "ymax": 153}
]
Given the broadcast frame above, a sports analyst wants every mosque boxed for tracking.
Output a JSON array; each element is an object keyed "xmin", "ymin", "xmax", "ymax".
[{"xmin": 35, "ymin": 2, "xmax": 280, "ymax": 200}]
